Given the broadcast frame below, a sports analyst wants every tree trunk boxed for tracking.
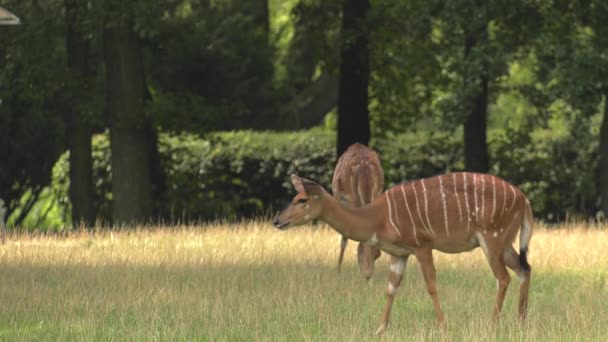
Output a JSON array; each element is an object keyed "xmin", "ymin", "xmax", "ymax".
[
  {"xmin": 103, "ymin": 17, "xmax": 154, "ymax": 225},
  {"xmin": 65, "ymin": 0, "xmax": 95, "ymax": 228},
  {"xmin": 337, "ymin": 0, "xmax": 371, "ymax": 158},
  {"xmin": 463, "ymin": 32, "xmax": 490, "ymax": 173},
  {"xmin": 600, "ymin": 95, "xmax": 608, "ymax": 217},
  {"xmin": 282, "ymin": 72, "xmax": 339, "ymax": 129},
  {"xmin": 143, "ymin": 88, "xmax": 166, "ymax": 220}
]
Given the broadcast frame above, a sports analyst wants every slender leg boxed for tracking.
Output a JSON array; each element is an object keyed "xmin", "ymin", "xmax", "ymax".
[
  {"xmin": 415, "ymin": 248, "xmax": 446, "ymax": 329},
  {"xmin": 476, "ymin": 232, "xmax": 511, "ymax": 320},
  {"xmin": 372, "ymin": 246, "xmax": 381, "ymax": 261},
  {"xmin": 504, "ymin": 246, "xmax": 531, "ymax": 321},
  {"xmin": 337, "ymin": 236, "xmax": 348, "ymax": 273},
  {"xmin": 357, "ymin": 243, "xmax": 376, "ymax": 280},
  {"xmin": 488, "ymin": 255, "xmax": 511, "ymax": 320},
  {"xmin": 375, "ymin": 255, "xmax": 409, "ymax": 335}
]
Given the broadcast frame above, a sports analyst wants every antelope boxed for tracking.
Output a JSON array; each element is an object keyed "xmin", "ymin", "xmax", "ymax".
[
  {"xmin": 332, "ymin": 143, "xmax": 384, "ymax": 280},
  {"xmin": 273, "ymin": 172, "xmax": 533, "ymax": 334}
]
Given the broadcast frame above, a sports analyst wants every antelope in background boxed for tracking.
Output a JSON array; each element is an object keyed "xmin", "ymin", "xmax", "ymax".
[
  {"xmin": 332, "ymin": 143, "xmax": 384, "ymax": 280},
  {"xmin": 274, "ymin": 172, "xmax": 533, "ymax": 334}
]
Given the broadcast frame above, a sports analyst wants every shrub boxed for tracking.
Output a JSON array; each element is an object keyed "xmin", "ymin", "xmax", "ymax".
[
  {"xmin": 53, "ymin": 130, "xmax": 337, "ymax": 223},
  {"xmin": 491, "ymin": 126, "xmax": 599, "ymax": 221},
  {"xmin": 51, "ymin": 128, "xmax": 599, "ymax": 225}
]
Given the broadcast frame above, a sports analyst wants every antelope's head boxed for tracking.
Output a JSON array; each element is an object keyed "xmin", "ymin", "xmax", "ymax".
[{"xmin": 273, "ymin": 174, "xmax": 325, "ymax": 230}]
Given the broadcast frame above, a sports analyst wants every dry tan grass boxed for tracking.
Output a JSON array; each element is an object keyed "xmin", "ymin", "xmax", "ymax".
[{"xmin": 0, "ymin": 221, "xmax": 606, "ymax": 340}]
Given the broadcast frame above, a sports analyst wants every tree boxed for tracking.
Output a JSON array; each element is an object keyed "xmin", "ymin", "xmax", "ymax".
[
  {"xmin": 535, "ymin": 0, "xmax": 608, "ymax": 217},
  {"xmin": 103, "ymin": 2, "xmax": 155, "ymax": 224},
  {"xmin": 429, "ymin": 1, "xmax": 543, "ymax": 173},
  {"xmin": 583, "ymin": 1, "xmax": 608, "ymax": 219},
  {"xmin": 366, "ymin": 0, "xmax": 440, "ymax": 137},
  {"xmin": 337, "ymin": 0, "xmax": 371, "ymax": 157},
  {"xmin": 145, "ymin": 1, "xmax": 277, "ymax": 133},
  {"xmin": 242, "ymin": 0, "xmax": 269, "ymax": 38},
  {"xmin": 599, "ymin": 95, "xmax": 608, "ymax": 217},
  {"xmin": 279, "ymin": 0, "xmax": 341, "ymax": 129},
  {"xmin": 0, "ymin": 0, "xmax": 67, "ymax": 226},
  {"xmin": 462, "ymin": 7, "xmax": 490, "ymax": 172},
  {"xmin": 64, "ymin": 0, "xmax": 95, "ymax": 227}
]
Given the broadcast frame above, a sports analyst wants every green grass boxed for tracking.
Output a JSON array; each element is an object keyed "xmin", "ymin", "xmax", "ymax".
[{"xmin": 0, "ymin": 222, "xmax": 606, "ymax": 341}]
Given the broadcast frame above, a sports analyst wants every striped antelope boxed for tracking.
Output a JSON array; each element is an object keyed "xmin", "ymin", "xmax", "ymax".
[
  {"xmin": 273, "ymin": 172, "xmax": 533, "ymax": 334},
  {"xmin": 332, "ymin": 143, "xmax": 384, "ymax": 279}
]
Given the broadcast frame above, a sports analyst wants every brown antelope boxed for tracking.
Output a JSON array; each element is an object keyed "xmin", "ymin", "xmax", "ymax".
[
  {"xmin": 273, "ymin": 173, "xmax": 533, "ymax": 334},
  {"xmin": 332, "ymin": 143, "xmax": 384, "ymax": 280}
]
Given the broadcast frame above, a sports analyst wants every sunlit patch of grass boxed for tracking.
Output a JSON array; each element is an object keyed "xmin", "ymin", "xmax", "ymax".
[{"xmin": 0, "ymin": 221, "xmax": 606, "ymax": 340}]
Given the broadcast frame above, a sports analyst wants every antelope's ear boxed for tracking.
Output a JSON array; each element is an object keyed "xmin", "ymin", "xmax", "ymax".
[
  {"xmin": 301, "ymin": 178, "xmax": 324, "ymax": 198},
  {"xmin": 291, "ymin": 174, "xmax": 305, "ymax": 193}
]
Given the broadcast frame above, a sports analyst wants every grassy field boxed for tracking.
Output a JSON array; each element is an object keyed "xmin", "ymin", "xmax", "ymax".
[{"xmin": 0, "ymin": 222, "xmax": 606, "ymax": 341}]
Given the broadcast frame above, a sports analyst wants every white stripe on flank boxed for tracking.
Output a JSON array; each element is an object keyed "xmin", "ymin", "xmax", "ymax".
[
  {"xmin": 463, "ymin": 173, "xmax": 471, "ymax": 231},
  {"xmin": 439, "ymin": 176, "xmax": 449, "ymax": 236},
  {"xmin": 357, "ymin": 184, "xmax": 366, "ymax": 207},
  {"xmin": 491, "ymin": 176, "xmax": 497, "ymax": 220},
  {"xmin": 473, "ymin": 174, "xmax": 478, "ymax": 220},
  {"xmin": 413, "ymin": 182, "xmax": 435, "ymax": 237},
  {"xmin": 509, "ymin": 185, "xmax": 517, "ymax": 212},
  {"xmin": 480, "ymin": 175, "xmax": 485, "ymax": 220},
  {"xmin": 421, "ymin": 179, "xmax": 436, "ymax": 237},
  {"xmin": 390, "ymin": 190, "xmax": 400, "ymax": 224},
  {"xmin": 453, "ymin": 173, "xmax": 463, "ymax": 223},
  {"xmin": 385, "ymin": 192, "xmax": 402, "ymax": 237},
  {"xmin": 400, "ymin": 185, "xmax": 420, "ymax": 246},
  {"xmin": 501, "ymin": 180, "xmax": 507, "ymax": 216}
]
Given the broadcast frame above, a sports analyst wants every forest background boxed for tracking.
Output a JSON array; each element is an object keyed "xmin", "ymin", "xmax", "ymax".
[{"xmin": 1, "ymin": 0, "xmax": 607, "ymax": 230}]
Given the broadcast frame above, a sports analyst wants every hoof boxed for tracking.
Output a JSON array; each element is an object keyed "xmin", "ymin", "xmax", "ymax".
[
  {"xmin": 438, "ymin": 320, "xmax": 447, "ymax": 332},
  {"xmin": 375, "ymin": 323, "xmax": 388, "ymax": 335}
]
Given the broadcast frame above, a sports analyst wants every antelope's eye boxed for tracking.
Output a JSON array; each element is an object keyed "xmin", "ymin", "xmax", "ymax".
[{"xmin": 297, "ymin": 198, "xmax": 308, "ymax": 204}]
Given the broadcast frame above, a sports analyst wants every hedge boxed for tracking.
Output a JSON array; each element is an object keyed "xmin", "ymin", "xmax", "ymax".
[{"xmin": 51, "ymin": 128, "xmax": 599, "ymax": 224}]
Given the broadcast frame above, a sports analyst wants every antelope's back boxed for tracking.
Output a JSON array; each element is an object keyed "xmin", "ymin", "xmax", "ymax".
[
  {"xmin": 332, "ymin": 143, "xmax": 384, "ymax": 207},
  {"xmin": 384, "ymin": 172, "xmax": 529, "ymax": 240}
]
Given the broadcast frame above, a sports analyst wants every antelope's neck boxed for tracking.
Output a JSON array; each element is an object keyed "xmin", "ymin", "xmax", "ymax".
[{"xmin": 319, "ymin": 193, "xmax": 383, "ymax": 242}]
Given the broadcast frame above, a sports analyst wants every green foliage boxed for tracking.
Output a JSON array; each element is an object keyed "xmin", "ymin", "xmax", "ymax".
[
  {"xmin": 50, "ymin": 128, "xmax": 600, "ymax": 225},
  {"xmin": 491, "ymin": 118, "xmax": 600, "ymax": 221},
  {"xmin": 372, "ymin": 131, "xmax": 464, "ymax": 185},
  {"xmin": 52, "ymin": 135, "xmax": 113, "ymax": 225},
  {"xmin": 4, "ymin": 0, "xmax": 607, "ymax": 228},
  {"xmin": 156, "ymin": 130, "xmax": 337, "ymax": 220},
  {"xmin": 0, "ymin": 0, "xmax": 68, "ymax": 222},
  {"xmin": 369, "ymin": 0, "xmax": 443, "ymax": 136},
  {"xmin": 145, "ymin": 0, "xmax": 278, "ymax": 132},
  {"xmin": 280, "ymin": 0, "xmax": 341, "ymax": 87},
  {"xmin": 6, "ymin": 188, "xmax": 67, "ymax": 231},
  {"xmin": 53, "ymin": 130, "xmax": 337, "ymax": 222}
]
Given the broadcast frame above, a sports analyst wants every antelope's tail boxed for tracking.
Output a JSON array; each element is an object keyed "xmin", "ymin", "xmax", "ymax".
[{"xmin": 519, "ymin": 199, "xmax": 533, "ymax": 272}]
